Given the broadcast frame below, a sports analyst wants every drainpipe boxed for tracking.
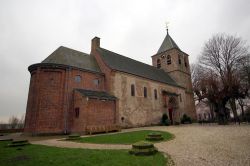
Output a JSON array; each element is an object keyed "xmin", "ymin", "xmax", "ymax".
[{"xmin": 64, "ymin": 67, "xmax": 70, "ymax": 134}]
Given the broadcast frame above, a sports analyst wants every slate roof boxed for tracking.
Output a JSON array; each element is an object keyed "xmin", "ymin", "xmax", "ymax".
[
  {"xmin": 97, "ymin": 47, "xmax": 180, "ymax": 87},
  {"xmin": 42, "ymin": 46, "xmax": 101, "ymax": 73},
  {"xmin": 75, "ymin": 89, "xmax": 117, "ymax": 100},
  {"xmin": 157, "ymin": 32, "xmax": 180, "ymax": 54}
]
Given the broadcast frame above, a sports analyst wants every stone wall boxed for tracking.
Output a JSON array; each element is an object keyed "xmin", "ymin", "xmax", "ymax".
[
  {"xmin": 152, "ymin": 48, "xmax": 196, "ymax": 120},
  {"xmin": 110, "ymin": 71, "xmax": 187, "ymax": 127}
]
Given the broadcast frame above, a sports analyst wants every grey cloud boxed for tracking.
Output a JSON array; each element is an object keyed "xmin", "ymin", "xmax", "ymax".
[{"xmin": 0, "ymin": 0, "xmax": 249, "ymax": 122}]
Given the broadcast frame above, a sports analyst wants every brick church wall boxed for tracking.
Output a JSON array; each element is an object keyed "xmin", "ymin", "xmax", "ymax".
[
  {"xmin": 24, "ymin": 65, "xmax": 106, "ymax": 135},
  {"xmin": 71, "ymin": 91, "xmax": 116, "ymax": 133}
]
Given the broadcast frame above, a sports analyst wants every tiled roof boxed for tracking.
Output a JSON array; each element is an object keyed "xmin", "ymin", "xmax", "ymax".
[
  {"xmin": 75, "ymin": 89, "xmax": 117, "ymax": 101},
  {"xmin": 42, "ymin": 46, "xmax": 101, "ymax": 73},
  {"xmin": 157, "ymin": 32, "xmax": 180, "ymax": 54},
  {"xmin": 97, "ymin": 47, "xmax": 180, "ymax": 87}
]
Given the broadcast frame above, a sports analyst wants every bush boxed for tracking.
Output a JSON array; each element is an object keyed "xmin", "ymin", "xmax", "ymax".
[
  {"xmin": 129, "ymin": 141, "xmax": 158, "ymax": 156},
  {"xmin": 181, "ymin": 114, "xmax": 192, "ymax": 124},
  {"xmin": 161, "ymin": 113, "xmax": 170, "ymax": 126}
]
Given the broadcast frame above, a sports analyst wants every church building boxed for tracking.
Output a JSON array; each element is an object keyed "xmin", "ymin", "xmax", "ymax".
[{"xmin": 24, "ymin": 30, "xmax": 196, "ymax": 135}]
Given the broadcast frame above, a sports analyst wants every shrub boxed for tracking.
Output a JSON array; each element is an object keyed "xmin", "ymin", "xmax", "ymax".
[
  {"xmin": 161, "ymin": 113, "xmax": 170, "ymax": 126},
  {"xmin": 8, "ymin": 140, "xmax": 30, "ymax": 147},
  {"xmin": 129, "ymin": 141, "xmax": 158, "ymax": 156},
  {"xmin": 181, "ymin": 114, "xmax": 192, "ymax": 124},
  {"xmin": 146, "ymin": 132, "xmax": 164, "ymax": 141}
]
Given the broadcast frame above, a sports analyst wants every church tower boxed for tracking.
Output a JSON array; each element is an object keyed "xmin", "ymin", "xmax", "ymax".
[{"xmin": 152, "ymin": 29, "xmax": 196, "ymax": 119}]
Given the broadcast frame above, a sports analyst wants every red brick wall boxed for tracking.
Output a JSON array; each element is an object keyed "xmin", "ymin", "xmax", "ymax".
[
  {"xmin": 24, "ymin": 65, "xmax": 106, "ymax": 135},
  {"xmin": 24, "ymin": 70, "xmax": 38, "ymax": 133},
  {"xmin": 91, "ymin": 49, "xmax": 113, "ymax": 92},
  {"xmin": 71, "ymin": 91, "xmax": 116, "ymax": 133}
]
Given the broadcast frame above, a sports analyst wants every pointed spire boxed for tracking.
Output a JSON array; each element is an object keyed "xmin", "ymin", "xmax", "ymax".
[{"xmin": 157, "ymin": 28, "xmax": 180, "ymax": 54}]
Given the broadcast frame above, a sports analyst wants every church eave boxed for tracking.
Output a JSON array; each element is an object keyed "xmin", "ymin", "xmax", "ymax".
[{"xmin": 28, "ymin": 63, "xmax": 104, "ymax": 75}]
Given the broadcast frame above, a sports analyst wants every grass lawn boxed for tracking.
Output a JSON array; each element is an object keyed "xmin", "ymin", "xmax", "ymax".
[
  {"xmin": 77, "ymin": 130, "xmax": 174, "ymax": 144},
  {"xmin": 0, "ymin": 141, "xmax": 167, "ymax": 166}
]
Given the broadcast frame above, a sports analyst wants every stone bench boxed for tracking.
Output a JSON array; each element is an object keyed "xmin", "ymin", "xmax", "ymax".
[{"xmin": 85, "ymin": 124, "xmax": 121, "ymax": 135}]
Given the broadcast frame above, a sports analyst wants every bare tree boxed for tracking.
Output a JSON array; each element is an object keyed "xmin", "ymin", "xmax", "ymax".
[
  {"xmin": 8, "ymin": 116, "xmax": 19, "ymax": 129},
  {"xmin": 17, "ymin": 114, "xmax": 25, "ymax": 128},
  {"xmin": 196, "ymin": 33, "xmax": 249, "ymax": 124}
]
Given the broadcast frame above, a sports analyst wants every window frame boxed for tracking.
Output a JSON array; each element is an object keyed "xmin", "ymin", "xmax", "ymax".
[
  {"xmin": 184, "ymin": 57, "xmax": 187, "ymax": 67},
  {"xmin": 157, "ymin": 59, "xmax": 161, "ymax": 68},
  {"xmin": 131, "ymin": 84, "xmax": 135, "ymax": 96},
  {"xmin": 154, "ymin": 89, "xmax": 157, "ymax": 99},
  {"xmin": 144, "ymin": 87, "xmax": 147, "ymax": 98},
  {"xmin": 178, "ymin": 55, "xmax": 181, "ymax": 65},
  {"xmin": 167, "ymin": 55, "xmax": 171, "ymax": 65},
  {"xmin": 75, "ymin": 107, "xmax": 80, "ymax": 118},
  {"xmin": 93, "ymin": 79, "xmax": 100, "ymax": 86},
  {"xmin": 75, "ymin": 75, "xmax": 81, "ymax": 83}
]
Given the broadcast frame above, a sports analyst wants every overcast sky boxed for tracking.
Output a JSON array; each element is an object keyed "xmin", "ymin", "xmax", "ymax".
[{"xmin": 0, "ymin": 0, "xmax": 250, "ymax": 122}]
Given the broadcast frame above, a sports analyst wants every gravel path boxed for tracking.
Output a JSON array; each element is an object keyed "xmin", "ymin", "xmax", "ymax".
[
  {"xmin": 3, "ymin": 124, "xmax": 250, "ymax": 166},
  {"xmin": 151, "ymin": 124, "xmax": 250, "ymax": 166},
  {"xmin": 32, "ymin": 139, "xmax": 130, "ymax": 149}
]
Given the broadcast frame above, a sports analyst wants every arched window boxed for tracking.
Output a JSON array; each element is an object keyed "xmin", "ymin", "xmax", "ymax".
[
  {"xmin": 144, "ymin": 87, "xmax": 147, "ymax": 98},
  {"xmin": 154, "ymin": 89, "xmax": 157, "ymax": 99},
  {"xmin": 75, "ymin": 107, "xmax": 79, "ymax": 118},
  {"xmin": 184, "ymin": 57, "xmax": 187, "ymax": 67},
  {"xmin": 93, "ymin": 79, "xmax": 100, "ymax": 87},
  {"xmin": 167, "ymin": 55, "xmax": 171, "ymax": 65},
  {"xmin": 131, "ymin": 84, "xmax": 135, "ymax": 96},
  {"xmin": 178, "ymin": 55, "xmax": 181, "ymax": 65},
  {"xmin": 75, "ymin": 75, "xmax": 81, "ymax": 83},
  {"xmin": 157, "ymin": 59, "xmax": 161, "ymax": 68}
]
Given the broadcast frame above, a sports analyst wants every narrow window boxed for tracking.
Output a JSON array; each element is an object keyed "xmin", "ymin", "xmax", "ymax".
[
  {"xmin": 178, "ymin": 55, "xmax": 181, "ymax": 64},
  {"xmin": 184, "ymin": 57, "xmax": 187, "ymax": 67},
  {"xmin": 75, "ymin": 75, "xmax": 81, "ymax": 83},
  {"xmin": 75, "ymin": 107, "xmax": 79, "ymax": 118},
  {"xmin": 154, "ymin": 89, "xmax": 157, "ymax": 99},
  {"xmin": 179, "ymin": 94, "xmax": 182, "ymax": 102},
  {"xmin": 203, "ymin": 113, "xmax": 206, "ymax": 119},
  {"xmin": 93, "ymin": 79, "xmax": 100, "ymax": 86},
  {"xmin": 167, "ymin": 55, "xmax": 171, "ymax": 65},
  {"xmin": 144, "ymin": 87, "xmax": 147, "ymax": 98},
  {"xmin": 131, "ymin": 84, "xmax": 135, "ymax": 96},
  {"xmin": 157, "ymin": 59, "xmax": 161, "ymax": 68}
]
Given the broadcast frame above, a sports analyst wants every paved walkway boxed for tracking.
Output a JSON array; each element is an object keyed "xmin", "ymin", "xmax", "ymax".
[{"xmin": 2, "ymin": 124, "xmax": 250, "ymax": 166}]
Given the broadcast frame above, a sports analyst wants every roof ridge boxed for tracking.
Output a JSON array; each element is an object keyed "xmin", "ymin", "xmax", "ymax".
[
  {"xmin": 58, "ymin": 46, "xmax": 90, "ymax": 56},
  {"xmin": 98, "ymin": 47, "xmax": 163, "ymax": 71}
]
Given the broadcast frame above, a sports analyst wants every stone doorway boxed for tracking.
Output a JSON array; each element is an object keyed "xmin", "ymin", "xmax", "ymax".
[
  {"xmin": 168, "ymin": 96, "xmax": 178, "ymax": 124},
  {"xmin": 168, "ymin": 108, "xmax": 173, "ymax": 125}
]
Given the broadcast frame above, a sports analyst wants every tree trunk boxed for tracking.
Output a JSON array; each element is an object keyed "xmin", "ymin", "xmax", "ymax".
[
  {"xmin": 217, "ymin": 103, "xmax": 229, "ymax": 125},
  {"xmin": 209, "ymin": 103, "xmax": 215, "ymax": 120},
  {"xmin": 238, "ymin": 99, "xmax": 245, "ymax": 120},
  {"xmin": 229, "ymin": 98, "xmax": 239, "ymax": 124}
]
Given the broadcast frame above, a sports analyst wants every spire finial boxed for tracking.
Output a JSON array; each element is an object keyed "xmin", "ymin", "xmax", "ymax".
[{"xmin": 165, "ymin": 22, "xmax": 169, "ymax": 34}]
